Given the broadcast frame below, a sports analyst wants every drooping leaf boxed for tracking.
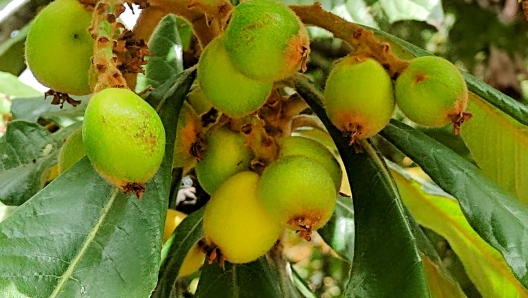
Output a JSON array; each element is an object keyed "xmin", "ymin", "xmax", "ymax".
[
  {"xmin": 318, "ymin": 196, "xmax": 354, "ymax": 262},
  {"xmin": 392, "ymin": 166, "xmax": 528, "ymax": 297},
  {"xmin": 460, "ymin": 93, "xmax": 528, "ymax": 206},
  {"xmin": 136, "ymin": 14, "xmax": 183, "ymax": 92},
  {"xmin": 195, "ymin": 258, "xmax": 283, "ymax": 298},
  {"xmin": 0, "ymin": 121, "xmax": 61, "ymax": 205},
  {"xmin": 380, "ymin": 120, "xmax": 528, "ymax": 288},
  {"xmin": 153, "ymin": 207, "xmax": 204, "ymax": 298},
  {"xmin": 292, "ymin": 74, "xmax": 430, "ymax": 298}
]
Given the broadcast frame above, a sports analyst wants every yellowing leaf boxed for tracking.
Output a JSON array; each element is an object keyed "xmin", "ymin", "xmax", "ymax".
[
  {"xmin": 461, "ymin": 92, "xmax": 528, "ymax": 205},
  {"xmin": 393, "ymin": 169, "xmax": 528, "ymax": 297}
]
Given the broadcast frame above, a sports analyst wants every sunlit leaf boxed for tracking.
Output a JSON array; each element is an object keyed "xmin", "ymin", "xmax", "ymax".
[
  {"xmin": 380, "ymin": 120, "xmax": 528, "ymax": 288},
  {"xmin": 379, "ymin": 0, "xmax": 444, "ymax": 28},
  {"xmin": 393, "ymin": 167, "xmax": 528, "ymax": 297}
]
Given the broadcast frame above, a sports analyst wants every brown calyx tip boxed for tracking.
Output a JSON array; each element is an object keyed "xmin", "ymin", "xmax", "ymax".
[
  {"xmin": 450, "ymin": 111, "xmax": 473, "ymax": 135},
  {"xmin": 44, "ymin": 90, "xmax": 81, "ymax": 108},
  {"xmin": 122, "ymin": 182, "xmax": 146, "ymax": 199},
  {"xmin": 202, "ymin": 242, "xmax": 226, "ymax": 269},
  {"xmin": 288, "ymin": 217, "xmax": 317, "ymax": 241},
  {"xmin": 342, "ymin": 125, "xmax": 364, "ymax": 153}
]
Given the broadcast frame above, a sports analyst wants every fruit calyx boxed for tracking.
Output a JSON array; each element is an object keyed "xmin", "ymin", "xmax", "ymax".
[
  {"xmin": 450, "ymin": 111, "xmax": 473, "ymax": 135},
  {"xmin": 288, "ymin": 216, "xmax": 320, "ymax": 241}
]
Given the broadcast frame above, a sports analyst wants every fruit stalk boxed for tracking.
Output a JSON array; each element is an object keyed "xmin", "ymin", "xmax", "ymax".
[
  {"xmin": 289, "ymin": 3, "xmax": 408, "ymax": 78},
  {"xmin": 88, "ymin": 0, "xmax": 127, "ymax": 92}
]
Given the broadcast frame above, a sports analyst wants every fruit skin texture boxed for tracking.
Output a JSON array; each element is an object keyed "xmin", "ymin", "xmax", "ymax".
[
  {"xmin": 173, "ymin": 102, "xmax": 201, "ymax": 169},
  {"xmin": 324, "ymin": 56, "xmax": 395, "ymax": 141},
  {"xmin": 258, "ymin": 155, "xmax": 337, "ymax": 239},
  {"xmin": 203, "ymin": 171, "xmax": 282, "ymax": 264},
  {"xmin": 224, "ymin": 0, "xmax": 309, "ymax": 82},
  {"xmin": 82, "ymin": 88, "xmax": 165, "ymax": 188},
  {"xmin": 279, "ymin": 136, "xmax": 342, "ymax": 191},
  {"xmin": 58, "ymin": 127, "xmax": 86, "ymax": 174},
  {"xmin": 198, "ymin": 37, "xmax": 272, "ymax": 118},
  {"xmin": 395, "ymin": 56, "xmax": 468, "ymax": 127},
  {"xmin": 195, "ymin": 126, "xmax": 254, "ymax": 194},
  {"xmin": 25, "ymin": 0, "xmax": 93, "ymax": 95}
]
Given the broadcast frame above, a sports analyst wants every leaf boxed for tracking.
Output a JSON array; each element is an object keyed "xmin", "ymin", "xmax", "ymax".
[
  {"xmin": 421, "ymin": 254, "xmax": 467, "ymax": 298},
  {"xmin": 195, "ymin": 258, "xmax": 283, "ymax": 298},
  {"xmin": 318, "ymin": 196, "xmax": 354, "ymax": 262},
  {"xmin": 392, "ymin": 166, "xmax": 528, "ymax": 297},
  {"xmin": 0, "ymin": 121, "xmax": 61, "ymax": 205},
  {"xmin": 380, "ymin": 120, "xmax": 528, "ymax": 288},
  {"xmin": 292, "ymin": 74, "xmax": 430, "ymax": 298},
  {"xmin": 292, "ymin": 268, "xmax": 317, "ymax": 298},
  {"xmin": 11, "ymin": 95, "xmax": 89, "ymax": 126},
  {"xmin": 0, "ymin": 66, "xmax": 197, "ymax": 297},
  {"xmin": 136, "ymin": 14, "xmax": 183, "ymax": 92},
  {"xmin": 460, "ymin": 92, "xmax": 528, "ymax": 206},
  {"xmin": 0, "ymin": 21, "xmax": 29, "ymax": 76},
  {"xmin": 0, "ymin": 72, "xmax": 41, "ymax": 98},
  {"xmin": 0, "ymin": 158, "xmax": 166, "ymax": 297},
  {"xmin": 379, "ymin": 0, "xmax": 444, "ymax": 28},
  {"xmin": 153, "ymin": 207, "xmax": 204, "ymax": 298}
]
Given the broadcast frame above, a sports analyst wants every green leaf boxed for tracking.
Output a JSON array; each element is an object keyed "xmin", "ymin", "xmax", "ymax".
[
  {"xmin": 460, "ymin": 93, "xmax": 528, "ymax": 205},
  {"xmin": 292, "ymin": 74, "xmax": 430, "ymax": 298},
  {"xmin": 136, "ymin": 14, "xmax": 183, "ymax": 92},
  {"xmin": 0, "ymin": 23, "xmax": 30, "ymax": 76},
  {"xmin": 153, "ymin": 207, "xmax": 204, "ymax": 298},
  {"xmin": 318, "ymin": 196, "xmax": 354, "ymax": 262},
  {"xmin": 0, "ymin": 157, "xmax": 166, "ymax": 297},
  {"xmin": 380, "ymin": 120, "xmax": 528, "ymax": 288},
  {"xmin": 379, "ymin": 0, "xmax": 444, "ymax": 27},
  {"xmin": 392, "ymin": 166, "xmax": 528, "ymax": 297},
  {"xmin": 0, "ymin": 72, "xmax": 41, "ymax": 98},
  {"xmin": 0, "ymin": 121, "xmax": 60, "ymax": 205},
  {"xmin": 11, "ymin": 95, "xmax": 88, "ymax": 126},
  {"xmin": 195, "ymin": 258, "xmax": 283, "ymax": 298}
]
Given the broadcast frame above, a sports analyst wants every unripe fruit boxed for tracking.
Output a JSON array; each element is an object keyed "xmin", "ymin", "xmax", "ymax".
[
  {"xmin": 186, "ymin": 87, "xmax": 213, "ymax": 115},
  {"xmin": 324, "ymin": 56, "xmax": 395, "ymax": 143},
  {"xmin": 198, "ymin": 37, "xmax": 272, "ymax": 118},
  {"xmin": 82, "ymin": 88, "xmax": 165, "ymax": 194},
  {"xmin": 162, "ymin": 210, "xmax": 205, "ymax": 277},
  {"xmin": 25, "ymin": 0, "xmax": 93, "ymax": 95},
  {"xmin": 258, "ymin": 155, "xmax": 337, "ymax": 240},
  {"xmin": 58, "ymin": 127, "xmax": 86, "ymax": 174},
  {"xmin": 203, "ymin": 171, "xmax": 282, "ymax": 264},
  {"xmin": 163, "ymin": 209, "xmax": 187, "ymax": 244},
  {"xmin": 395, "ymin": 56, "xmax": 470, "ymax": 132},
  {"xmin": 173, "ymin": 102, "xmax": 201, "ymax": 169},
  {"xmin": 224, "ymin": 0, "xmax": 309, "ymax": 82},
  {"xmin": 195, "ymin": 126, "xmax": 254, "ymax": 194},
  {"xmin": 279, "ymin": 136, "xmax": 342, "ymax": 191}
]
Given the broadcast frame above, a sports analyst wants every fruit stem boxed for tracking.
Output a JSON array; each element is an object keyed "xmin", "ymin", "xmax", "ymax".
[
  {"xmin": 144, "ymin": 0, "xmax": 233, "ymax": 49},
  {"xmin": 229, "ymin": 115, "xmax": 279, "ymax": 175},
  {"xmin": 290, "ymin": 3, "xmax": 409, "ymax": 78},
  {"xmin": 89, "ymin": 0, "xmax": 128, "ymax": 92}
]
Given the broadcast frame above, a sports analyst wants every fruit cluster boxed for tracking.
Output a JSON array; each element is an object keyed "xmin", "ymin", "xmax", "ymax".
[
  {"xmin": 324, "ymin": 54, "xmax": 471, "ymax": 146},
  {"xmin": 198, "ymin": 0, "xmax": 309, "ymax": 118}
]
